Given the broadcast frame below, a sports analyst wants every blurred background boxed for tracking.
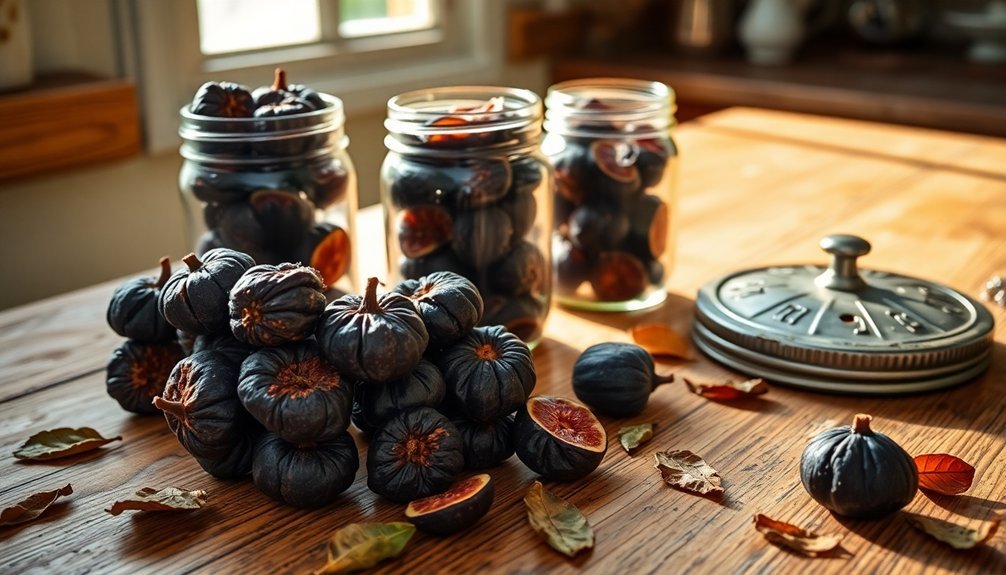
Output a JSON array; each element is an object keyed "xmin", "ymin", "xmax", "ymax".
[{"xmin": 1, "ymin": 0, "xmax": 1003, "ymax": 310}]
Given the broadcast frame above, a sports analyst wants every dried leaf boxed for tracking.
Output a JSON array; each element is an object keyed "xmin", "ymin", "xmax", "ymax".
[
  {"xmin": 914, "ymin": 454, "xmax": 976, "ymax": 495},
  {"xmin": 0, "ymin": 484, "xmax": 73, "ymax": 526},
  {"xmin": 524, "ymin": 481, "xmax": 594, "ymax": 558},
  {"xmin": 13, "ymin": 427, "xmax": 122, "ymax": 461},
  {"xmin": 753, "ymin": 514, "xmax": 846, "ymax": 557},
  {"xmin": 618, "ymin": 423, "xmax": 654, "ymax": 453},
  {"xmin": 630, "ymin": 324, "xmax": 693, "ymax": 360},
  {"xmin": 313, "ymin": 522, "xmax": 415, "ymax": 574},
  {"xmin": 654, "ymin": 450, "xmax": 723, "ymax": 496},
  {"xmin": 684, "ymin": 378, "xmax": 768, "ymax": 401},
  {"xmin": 106, "ymin": 487, "xmax": 208, "ymax": 516},
  {"xmin": 904, "ymin": 513, "xmax": 1000, "ymax": 550}
]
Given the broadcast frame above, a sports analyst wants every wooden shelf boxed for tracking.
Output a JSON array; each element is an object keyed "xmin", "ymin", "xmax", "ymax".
[{"xmin": 0, "ymin": 72, "xmax": 141, "ymax": 183}]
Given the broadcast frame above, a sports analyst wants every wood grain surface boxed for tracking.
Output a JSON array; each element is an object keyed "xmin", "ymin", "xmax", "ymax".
[{"xmin": 1, "ymin": 108, "xmax": 1004, "ymax": 574}]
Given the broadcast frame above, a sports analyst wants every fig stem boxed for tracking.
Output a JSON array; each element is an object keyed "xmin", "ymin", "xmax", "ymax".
[
  {"xmin": 155, "ymin": 257, "xmax": 172, "ymax": 289},
  {"xmin": 152, "ymin": 396, "xmax": 186, "ymax": 419},
  {"xmin": 853, "ymin": 413, "xmax": 873, "ymax": 434},
  {"xmin": 182, "ymin": 253, "xmax": 202, "ymax": 272},
  {"xmin": 360, "ymin": 277, "xmax": 381, "ymax": 313},
  {"xmin": 654, "ymin": 372, "xmax": 675, "ymax": 387},
  {"xmin": 272, "ymin": 67, "xmax": 288, "ymax": 91}
]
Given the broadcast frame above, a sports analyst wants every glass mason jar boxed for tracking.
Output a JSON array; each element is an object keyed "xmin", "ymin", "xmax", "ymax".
[
  {"xmin": 543, "ymin": 78, "xmax": 678, "ymax": 311},
  {"xmin": 178, "ymin": 94, "xmax": 357, "ymax": 293},
  {"xmin": 382, "ymin": 86, "xmax": 553, "ymax": 346}
]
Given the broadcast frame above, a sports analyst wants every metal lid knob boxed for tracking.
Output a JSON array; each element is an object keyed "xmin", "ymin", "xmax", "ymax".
[{"xmin": 815, "ymin": 234, "xmax": 870, "ymax": 291}]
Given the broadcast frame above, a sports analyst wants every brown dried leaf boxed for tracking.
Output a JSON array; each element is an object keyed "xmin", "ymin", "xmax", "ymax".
[
  {"xmin": 106, "ymin": 487, "xmax": 209, "ymax": 516},
  {"xmin": 654, "ymin": 450, "xmax": 723, "ymax": 496},
  {"xmin": 914, "ymin": 454, "xmax": 976, "ymax": 495},
  {"xmin": 524, "ymin": 481, "xmax": 594, "ymax": 557},
  {"xmin": 904, "ymin": 513, "xmax": 1000, "ymax": 550},
  {"xmin": 313, "ymin": 522, "xmax": 416, "ymax": 574},
  {"xmin": 684, "ymin": 378, "xmax": 768, "ymax": 401},
  {"xmin": 630, "ymin": 324, "xmax": 693, "ymax": 360},
  {"xmin": 0, "ymin": 484, "xmax": 73, "ymax": 526},
  {"xmin": 13, "ymin": 427, "xmax": 122, "ymax": 461},
  {"xmin": 618, "ymin": 423, "xmax": 654, "ymax": 453},
  {"xmin": 753, "ymin": 514, "xmax": 846, "ymax": 557}
]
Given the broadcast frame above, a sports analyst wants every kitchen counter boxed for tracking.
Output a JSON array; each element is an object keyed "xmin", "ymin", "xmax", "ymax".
[{"xmin": 1, "ymin": 108, "xmax": 1005, "ymax": 573}]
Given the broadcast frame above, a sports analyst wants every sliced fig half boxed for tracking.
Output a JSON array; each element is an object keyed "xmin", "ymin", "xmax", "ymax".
[
  {"xmin": 591, "ymin": 140, "xmax": 641, "ymax": 186},
  {"xmin": 590, "ymin": 251, "xmax": 648, "ymax": 302},
  {"xmin": 301, "ymin": 223, "xmax": 351, "ymax": 287},
  {"xmin": 404, "ymin": 474, "xmax": 495, "ymax": 536},
  {"xmin": 397, "ymin": 205, "xmax": 454, "ymax": 258},
  {"xmin": 626, "ymin": 194, "xmax": 669, "ymax": 260},
  {"xmin": 513, "ymin": 396, "xmax": 607, "ymax": 481}
]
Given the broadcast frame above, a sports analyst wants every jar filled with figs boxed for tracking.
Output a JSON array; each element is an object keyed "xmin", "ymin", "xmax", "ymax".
[
  {"xmin": 543, "ymin": 78, "xmax": 678, "ymax": 311},
  {"xmin": 178, "ymin": 69, "xmax": 357, "ymax": 293},
  {"xmin": 381, "ymin": 86, "xmax": 553, "ymax": 346}
]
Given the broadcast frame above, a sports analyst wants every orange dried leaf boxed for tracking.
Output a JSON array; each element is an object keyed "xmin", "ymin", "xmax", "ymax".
[
  {"xmin": 0, "ymin": 484, "xmax": 73, "ymax": 527},
  {"xmin": 654, "ymin": 450, "xmax": 723, "ymax": 496},
  {"xmin": 904, "ymin": 513, "xmax": 1000, "ymax": 550},
  {"xmin": 753, "ymin": 514, "xmax": 847, "ymax": 558},
  {"xmin": 106, "ymin": 487, "xmax": 208, "ymax": 516},
  {"xmin": 630, "ymin": 324, "xmax": 693, "ymax": 360},
  {"xmin": 684, "ymin": 378, "xmax": 768, "ymax": 401},
  {"xmin": 914, "ymin": 454, "xmax": 975, "ymax": 495}
]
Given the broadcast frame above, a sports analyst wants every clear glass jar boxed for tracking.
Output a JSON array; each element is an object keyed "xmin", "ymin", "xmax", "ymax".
[
  {"xmin": 382, "ymin": 86, "xmax": 553, "ymax": 345},
  {"xmin": 543, "ymin": 78, "xmax": 678, "ymax": 311},
  {"xmin": 178, "ymin": 94, "xmax": 357, "ymax": 292}
]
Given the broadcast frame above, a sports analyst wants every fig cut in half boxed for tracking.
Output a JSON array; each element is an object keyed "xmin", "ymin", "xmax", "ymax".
[
  {"xmin": 514, "ymin": 396, "xmax": 607, "ymax": 481},
  {"xmin": 404, "ymin": 473, "xmax": 495, "ymax": 536}
]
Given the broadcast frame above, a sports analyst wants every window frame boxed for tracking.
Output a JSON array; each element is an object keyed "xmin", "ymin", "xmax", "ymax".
[{"xmin": 127, "ymin": 0, "xmax": 504, "ymax": 153}]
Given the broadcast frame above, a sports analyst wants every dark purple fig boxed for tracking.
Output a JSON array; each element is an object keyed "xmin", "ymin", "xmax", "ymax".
[
  {"xmin": 553, "ymin": 234, "xmax": 591, "ymax": 296},
  {"xmin": 254, "ymin": 96, "xmax": 317, "ymax": 118},
  {"xmin": 489, "ymin": 241, "xmax": 547, "ymax": 297},
  {"xmin": 400, "ymin": 248, "xmax": 473, "ymax": 281},
  {"xmin": 588, "ymin": 139, "xmax": 642, "ymax": 202},
  {"xmin": 192, "ymin": 332, "xmax": 255, "ymax": 366},
  {"xmin": 106, "ymin": 339, "xmax": 185, "ymax": 415},
  {"xmin": 367, "ymin": 407, "xmax": 464, "ymax": 503},
  {"xmin": 194, "ymin": 431, "xmax": 259, "ymax": 479},
  {"xmin": 571, "ymin": 342, "xmax": 674, "ymax": 418},
  {"xmin": 386, "ymin": 158, "xmax": 458, "ymax": 209},
  {"xmin": 158, "ymin": 249, "xmax": 256, "ymax": 335},
  {"xmin": 636, "ymin": 137, "xmax": 672, "ymax": 188},
  {"xmin": 513, "ymin": 395, "xmax": 607, "ymax": 481},
  {"xmin": 392, "ymin": 271, "xmax": 484, "ymax": 349},
  {"xmin": 481, "ymin": 295, "xmax": 548, "ymax": 344},
  {"xmin": 451, "ymin": 207, "xmax": 513, "ymax": 270},
  {"xmin": 189, "ymin": 166, "xmax": 289, "ymax": 203},
  {"xmin": 405, "ymin": 474, "xmax": 495, "ymax": 535},
  {"xmin": 438, "ymin": 325, "xmax": 536, "ymax": 422},
  {"xmin": 510, "ymin": 156, "xmax": 545, "ymax": 195},
  {"xmin": 316, "ymin": 277, "xmax": 429, "ymax": 383},
  {"xmin": 452, "ymin": 415, "xmax": 515, "ymax": 470},
  {"xmin": 568, "ymin": 205, "xmax": 630, "ymax": 254},
  {"xmin": 299, "ymin": 222, "xmax": 351, "ymax": 288},
  {"xmin": 229, "ymin": 263, "xmax": 327, "ymax": 347},
  {"xmin": 106, "ymin": 257, "xmax": 177, "ymax": 343},
  {"xmin": 452, "ymin": 159, "xmax": 512, "ymax": 210},
  {"xmin": 190, "ymin": 81, "xmax": 255, "ymax": 118},
  {"xmin": 211, "ymin": 190, "xmax": 314, "ymax": 255},
  {"xmin": 252, "ymin": 431, "xmax": 359, "ymax": 508},
  {"xmin": 553, "ymin": 140, "xmax": 591, "ymax": 205},
  {"xmin": 238, "ymin": 340, "xmax": 354, "ymax": 443},
  {"xmin": 353, "ymin": 359, "xmax": 445, "ymax": 431},
  {"xmin": 305, "ymin": 159, "xmax": 350, "ymax": 208},
  {"xmin": 590, "ymin": 251, "xmax": 648, "ymax": 302},
  {"xmin": 252, "ymin": 68, "xmax": 294, "ymax": 108},
  {"xmin": 397, "ymin": 205, "xmax": 454, "ymax": 258},
  {"xmin": 626, "ymin": 194, "xmax": 669, "ymax": 260},
  {"xmin": 501, "ymin": 186, "xmax": 538, "ymax": 240},
  {"xmin": 152, "ymin": 350, "xmax": 251, "ymax": 459}
]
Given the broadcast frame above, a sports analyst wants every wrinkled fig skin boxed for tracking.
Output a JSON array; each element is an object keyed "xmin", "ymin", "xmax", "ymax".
[
  {"xmin": 354, "ymin": 359, "xmax": 446, "ymax": 429},
  {"xmin": 438, "ymin": 326, "xmax": 536, "ymax": 423},
  {"xmin": 158, "ymin": 249, "xmax": 256, "ymax": 335},
  {"xmin": 392, "ymin": 272, "xmax": 484, "ymax": 349},
  {"xmin": 800, "ymin": 416, "xmax": 919, "ymax": 519},
  {"xmin": 195, "ymin": 432, "xmax": 260, "ymax": 480},
  {"xmin": 316, "ymin": 277, "xmax": 429, "ymax": 383},
  {"xmin": 572, "ymin": 342, "xmax": 672, "ymax": 418},
  {"xmin": 152, "ymin": 350, "xmax": 249, "ymax": 460},
  {"xmin": 238, "ymin": 341, "xmax": 354, "ymax": 444},
  {"xmin": 453, "ymin": 415, "xmax": 515, "ymax": 470},
  {"xmin": 513, "ymin": 400, "xmax": 606, "ymax": 481},
  {"xmin": 367, "ymin": 407, "xmax": 464, "ymax": 503},
  {"xmin": 252, "ymin": 432, "xmax": 359, "ymax": 508},
  {"xmin": 193, "ymin": 333, "xmax": 255, "ymax": 367},
  {"xmin": 106, "ymin": 257, "xmax": 176, "ymax": 343},
  {"xmin": 106, "ymin": 340, "xmax": 185, "ymax": 415},
  {"xmin": 229, "ymin": 263, "xmax": 327, "ymax": 347}
]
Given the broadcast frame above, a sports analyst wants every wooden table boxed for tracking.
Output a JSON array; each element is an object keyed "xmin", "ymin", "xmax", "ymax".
[{"xmin": 2, "ymin": 108, "xmax": 1005, "ymax": 574}]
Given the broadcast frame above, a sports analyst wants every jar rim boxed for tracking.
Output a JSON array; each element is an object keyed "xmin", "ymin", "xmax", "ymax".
[
  {"xmin": 386, "ymin": 85, "xmax": 542, "ymax": 134},
  {"xmin": 544, "ymin": 78, "xmax": 676, "ymax": 138}
]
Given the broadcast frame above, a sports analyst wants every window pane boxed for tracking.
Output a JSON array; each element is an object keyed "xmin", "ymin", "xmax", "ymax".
[
  {"xmin": 339, "ymin": 0, "xmax": 436, "ymax": 38},
  {"xmin": 197, "ymin": 0, "xmax": 322, "ymax": 55}
]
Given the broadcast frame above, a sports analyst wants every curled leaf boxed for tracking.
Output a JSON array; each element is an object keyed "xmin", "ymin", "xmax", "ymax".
[
  {"xmin": 914, "ymin": 454, "xmax": 975, "ymax": 495},
  {"xmin": 618, "ymin": 423, "xmax": 654, "ymax": 453},
  {"xmin": 654, "ymin": 450, "xmax": 723, "ymax": 496},
  {"xmin": 684, "ymin": 378, "xmax": 768, "ymax": 401},
  {"xmin": 904, "ymin": 513, "xmax": 1000, "ymax": 549},
  {"xmin": 630, "ymin": 324, "xmax": 693, "ymax": 360},
  {"xmin": 313, "ymin": 522, "xmax": 415, "ymax": 574},
  {"xmin": 106, "ymin": 487, "xmax": 208, "ymax": 516},
  {"xmin": 753, "ymin": 514, "xmax": 847, "ymax": 557},
  {"xmin": 524, "ymin": 481, "xmax": 594, "ymax": 558},
  {"xmin": 0, "ymin": 484, "xmax": 73, "ymax": 526},
  {"xmin": 13, "ymin": 427, "xmax": 122, "ymax": 461}
]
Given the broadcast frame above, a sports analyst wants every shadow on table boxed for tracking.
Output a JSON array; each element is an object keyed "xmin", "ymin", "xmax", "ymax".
[
  {"xmin": 118, "ymin": 508, "xmax": 226, "ymax": 558},
  {"xmin": 920, "ymin": 491, "xmax": 1006, "ymax": 521},
  {"xmin": 0, "ymin": 501, "xmax": 73, "ymax": 542}
]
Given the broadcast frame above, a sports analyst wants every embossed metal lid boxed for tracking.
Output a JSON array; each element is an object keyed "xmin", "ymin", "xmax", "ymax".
[{"xmin": 692, "ymin": 234, "xmax": 996, "ymax": 394}]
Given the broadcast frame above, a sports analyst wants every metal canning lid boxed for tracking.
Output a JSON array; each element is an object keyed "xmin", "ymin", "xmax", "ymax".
[{"xmin": 692, "ymin": 234, "xmax": 996, "ymax": 394}]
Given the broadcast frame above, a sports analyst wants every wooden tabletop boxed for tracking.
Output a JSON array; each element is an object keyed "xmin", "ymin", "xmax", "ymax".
[{"xmin": 2, "ymin": 107, "xmax": 1005, "ymax": 574}]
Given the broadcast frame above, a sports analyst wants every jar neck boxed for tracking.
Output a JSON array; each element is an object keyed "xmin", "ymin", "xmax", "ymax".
[
  {"xmin": 544, "ymin": 78, "xmax": 676, "ymax": 140},
  {"xmin": 384, "ymin": 86, "xmax": 543, "ymax": 158}
]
